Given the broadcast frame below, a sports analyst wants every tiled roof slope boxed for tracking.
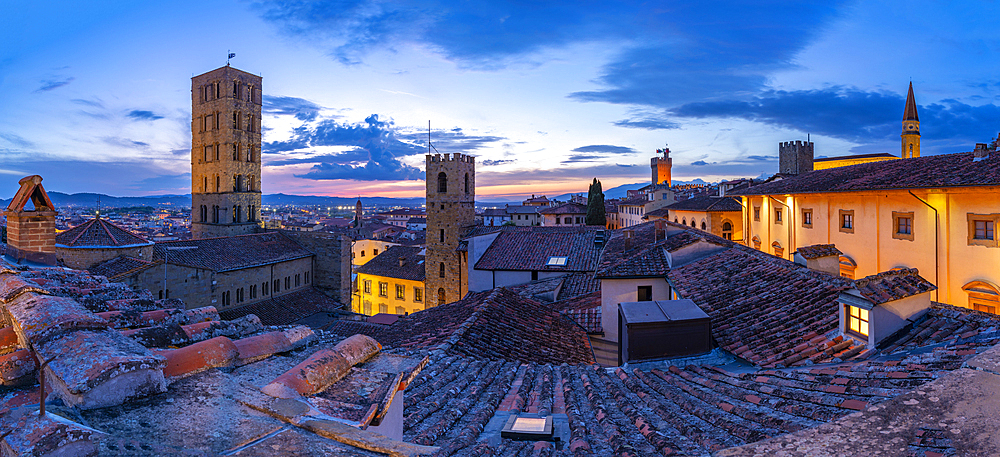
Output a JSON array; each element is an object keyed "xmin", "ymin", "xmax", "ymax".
[
  {"xmin": 733, "ymin": 150, "xmax": 1000, "ymax": 195},
  {"xmin": 665, "ymin": 195, "xmax": 743, "ymax": 212},
  {"xmin": 552, "ymin": 290, "xmax": 601, "ymax": 333},
  {"xmin": 596, "ymin": 223, "xmax": 723, "ymax": 278},
  {"xmin": 55, "ymin": 217, "xmax": 152, "ymax": 248},
  {"xmin": 219, "ymin": 288, "xmax": 344, "ymax": 326},
  {"xmin": 854, "ymin": 268, "xmax": 937, "ymax": 305},
  {"xmin": 152, "ymin": 232, "xmax": 312, "ymax": 272},
  {"xmin": 88, "ymin": 255, "xmax": 157, "ymax": 280},
  {"xmin": 474, "ymin": 227, "xmax": 604, "ymax": 272},
  {"xmin": 355, "ymin": 245, "xmax": 425, "ymax": 281},
  {"xmin": 669, "ymin": 245, "xmax": 858, "ymax": 367},
  {"xmin": 795, "ymin": 244, "xmax": 842, "ymax": 259},
  {"xmin": 324, "ymin": 288, "xmax": 594, "ymax": 365},
  {"xmin": 398, "ymin": 320, "xmax": 1000, "ymax": 455}
]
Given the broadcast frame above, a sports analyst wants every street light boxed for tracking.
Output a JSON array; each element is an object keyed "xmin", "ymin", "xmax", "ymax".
[{"xmin": 163, "ymin": 246, "xmax": 197, "ymax": 299}]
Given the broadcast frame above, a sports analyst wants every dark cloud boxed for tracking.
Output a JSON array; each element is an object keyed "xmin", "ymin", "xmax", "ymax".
[
  {"xmin": 691, "ymin": 160, "xmax": 709, "ymax": 166},
  {"xmin": 613, "ymin": 118, "xmax": 679, "ymax": 130},
  {"xmin": 170, "ymin": 148, "xmax": 188, "ymax": 156},
  {"xmin": 670, "ymin": 87, "xmax": 1000, "ymax": 151},
  {"xmin": 571, "ymin": 144, "xmax": 637, "ymax": 154},
  {"xmin": 127, "ymin": 110, "xmax": 164, "ymax": 121},
  {"xmin": 263, "ymin": 95, "xmax": 324, "ymax": 121},
  {"xmin": 267, "ymin": 150, "xmax": 371, "ymax": 166},
  {"xmin": 747, "ymin": 155, "xmax": 776, "ymax": 161},
  {"xmin": 562, "ymin": 154, "xmax": 604, "ymax": 163},
  {"xmin": 481, "ymin": 159, "xmax": 514, "ymax": 166},
  {"xmin": 36, "ymin": 77, "xmax": 74, "ymax": 92}
]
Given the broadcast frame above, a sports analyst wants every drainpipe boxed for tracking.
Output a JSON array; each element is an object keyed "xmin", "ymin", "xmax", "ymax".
[
  {"xmin": 908, "ymin": 191, "xmax": 939, "ymax": 302},
  {"xmin": 741, "ymin": 197, "xmax": 751, "ymax": 247},
  {"xmin": 767, "ymin": 195, "xmax": 789, "ymax": 258}
]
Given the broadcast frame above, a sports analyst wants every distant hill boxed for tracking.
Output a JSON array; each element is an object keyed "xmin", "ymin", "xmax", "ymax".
[{"xmin": 0, "ymin": 192, "xmax": 425, "ymax": 210}]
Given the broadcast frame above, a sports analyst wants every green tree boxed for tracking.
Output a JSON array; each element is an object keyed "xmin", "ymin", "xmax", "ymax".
[{"xmin": 585, "ymin": 178, "xmax": 606, "ymax": 226}]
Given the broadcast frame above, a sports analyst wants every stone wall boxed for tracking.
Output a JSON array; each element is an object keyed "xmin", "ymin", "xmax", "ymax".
[
  {"xmin": 278, "ymin": 230, "xmax": 351, "ymax": 306},
  {"xmin": 57, "ymin": 245, "xmax": 154, "ymax": 270}
]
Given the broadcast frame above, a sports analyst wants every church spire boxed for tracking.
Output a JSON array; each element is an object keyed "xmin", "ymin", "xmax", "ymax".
[
  {"xmin": 903, "ymin": 81, "xmax": 919, "ymax": 121},
  {"xmin": 901, "ymin": 82, "xmax": 921, "ymax": 158}
]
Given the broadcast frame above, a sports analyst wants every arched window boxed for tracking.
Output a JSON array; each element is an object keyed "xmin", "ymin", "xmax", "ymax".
[
  {"xmin": 464, "ymin": 173, "xmax": 469, "ymax": 194},
  {"xmin": 771, "ymin": 241, "xmax": 784, "ymax": 258},
  {"xmin": 438, "ymin": 172, "xmax": 447, "ymax": 193},
  {"xmin": 963, "ymin": 281, "xmax": 1000, "ymax": 314},
  {"xmin": 751, "ymin": 235, "xmax": 761, "ymax": 250},
  {"xmin": 839, "ymin": 255, "xmax": 857, "ymax": 279},
  {"xmin": 682, "ymin": 218, "xmax": 686, "ymax": 225},
  {"xmin": 233, "ymin": 143, "xmax": 239, "ymax": 161},
  {"xmin": 674, "ymin": 217, "xmax": 678, "ymax": 223},
  {"xmin": 722, "ymin": 221, "xmax": 733, "ymax": 240},
  {"xmin": 700, "ymin": 221, "xmax": 707, "ymax": 230},
  {"xmin": 439, "ymin": 262, "xmax": 445, "ymax": 278},
  {"xmin": 690, "ymin": 220, "xmax": 696, "ymax": 228},
  {"xmin": 438, "ymin": 288, "xmax": 446, "ymax": 306}
]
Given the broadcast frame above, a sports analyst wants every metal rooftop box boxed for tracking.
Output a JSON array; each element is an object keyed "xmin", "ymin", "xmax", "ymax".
[{"xmin": 619, "ymin": 299, "xmax": 711, "ymax": 364}]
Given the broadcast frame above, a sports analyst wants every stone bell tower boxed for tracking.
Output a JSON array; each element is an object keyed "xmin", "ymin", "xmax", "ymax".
[
  {"xmin": 191, "ymin": 65, "xmax": 263, "ymax": 239},
  {"xmin": 901, "ymin": 81, "xmax": 921, "ymax": 159},
  {"xmin": 425, "ymin": 153, "xmax": 475, "ymax": 307}
]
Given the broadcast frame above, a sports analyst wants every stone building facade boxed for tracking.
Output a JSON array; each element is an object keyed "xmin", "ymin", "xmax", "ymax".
[
  {"xmin": 425, "ymin": 153, "xmax": 475, "ymax": 307},
  {"xmin": 190, "ymin": 65, "xmax": 263, "ymax": 239},
  {"xmin": 779, "ymin": 140, "xmax": 814, "ymax": 175}
]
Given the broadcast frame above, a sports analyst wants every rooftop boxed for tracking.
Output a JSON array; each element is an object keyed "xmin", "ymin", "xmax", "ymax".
[
  {"xmin": 55, "ymin": 217, "xmax": 152, "ymax": 248},
  {"xmin": 538, "ymin": 202, "xmax": 587, "ymax": 215},
  {"xmin": 664, "ymin": 195, "xmax": 743, "ymax": 212},
  {"xmin": 152, "ymin": 231, "xmax": 313, "ymax": 272},
  {"xmin": 853, "ymin": 268, "xmax": 938, "ymax": 305},
  {"xmin": 355, "ymin": 245, "xmax": 425, "ymax": 282},
  {"xmin": 474, "ymin": 226, "xmax": 604, "ymax": 272}
]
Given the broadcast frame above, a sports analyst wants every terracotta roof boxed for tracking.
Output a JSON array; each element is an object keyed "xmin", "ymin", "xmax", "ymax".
[
  {"xmin": 668, "ymin": 245, "xmax": 859, "ymax": 367},
  {"xmin": 552, "ymin": 290, "xmax": 601, "ymax": 333},
  {"xmin": 619, "ymin": 196, "xmax": 647, "ymax": 207},
  {"xmin": 88, "ymin": 255, "xmax": 158, "ymax": 280},
  {"xmin": 853, "ymin": 268, "xmax": 937, "ymax": 305},
  {"xmin": 481, "ymin": 208, "xmax": 507, "ymax": 217},
  {"xmin": 733, "ymin": 150, "xmax": 1000, "ymax": 195},
  {"xmin": 152, "ymin": 232, "xmax": 312, "ymax": 272},
  {"xmin": 538, "ymin": 202, "xmax": 587, "ymax": 215},
  {"xmin": 556, "ymin": 271, "xmax": 600, "ymax": 300},
  {"xmin": 813, "ymin": 152, "xmax": 897, "ymax": 162},
  {"xmin": 595, "ymin": 223, "xmax": 722, "ymax": 278},
  {"xmin": 355, "ymin": 245, "xmax": 425, "ymax": 282},
  {"xmin": 55, "ymin": 217, "xmax": 152, "ymax": 248},
  {"xmin": 219, "ymin": 288, "xmax": 344, "ymax": 326},
  {"xmin": 795, "ymin": 244, "xmax": 842, "ymax": 259},
  {"xmin": 324, "ymin": 288, "xmax": 594, "ymax": 365},
  {"xmin": 665, "ymin": 195, "xmax": 743, "ymax": 212},
  {"xmin": 474, "ymin": 226, "xmax": 604, "ymax": 272}
]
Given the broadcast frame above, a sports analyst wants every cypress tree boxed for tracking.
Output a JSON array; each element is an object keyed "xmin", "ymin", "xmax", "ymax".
[{"xmin": 585, "ymin": 178, "xmax": 606, "ymax": 226}]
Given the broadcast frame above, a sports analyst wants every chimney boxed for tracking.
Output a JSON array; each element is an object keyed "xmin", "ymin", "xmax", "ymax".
[
  {"xmin": 974, "ymin": 143, "xmax": 990, "ymax": 161},
  {"xmin": 399, "ymin": 257, "xmax": 406, "ymax": 267},
  {"xmin": 792, "ymin": 244, "xmax": 842, "ymax": 277},
  {"xmin": 4, "ymin": 175, "xmax": 58, "ymax": 265},
  {"xmin": 624, "ymin": 229, "xmax": 634, "ymax": 249},
  {"xmin": 654, "ymin": 220, "xmax": 666, "ymax": 242}
]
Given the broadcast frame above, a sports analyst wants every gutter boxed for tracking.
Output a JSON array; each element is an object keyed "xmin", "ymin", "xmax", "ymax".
[{"xmin": 908, "ymin": 191, "xmax": 940, "ymax": 302}]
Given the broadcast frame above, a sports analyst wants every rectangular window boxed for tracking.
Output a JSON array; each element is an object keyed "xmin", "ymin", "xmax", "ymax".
[
  {"xmin": 379, "ymin": 282, "xmax": 388, "ymax": 297},
  {"xmin": 846, "ymin": 305, "xmax": 869, "ymax": 337},
  {"xmin": 363, "ymin": 301, "xmax": 371, "ymax": 315},
  {"xmin": 753, "ymin": 207, "xmax": 761, "ymax": 221},
  {"xmin": 839, "ymin": 210, "xmax": 855, "ymax": 233},
  {"xmin": 774, "ymin": 208, "xmax": 782, "ymax": 224},
  {"xmin": 892, "ymin": 211, "xmax": 914, "ymax": 241},
  {"xmin": 968, "ymin": 214, "xmax": 1000, "ymax": 247},
  {"xmin": 379, "ymin": 303, "xmax": 388, "ymax": 314},
  {"xmin": 363, "ymin": 280, "xmax": 371, "ymax": 294},
  {"xmin": 637, "ymin": 286, "xmax": 653, "ymax": 302},
  {"xmin": 295, "ymin": 274, "xmax": 301, "ymax": 287},
  {"xmin": 802, "ymin": 208, "xmax": 813, "ymax": 228},
  {"xmin": 396, "ymin": 284, "xmax": 405, "ymax": 300},
  {"xmin": 414, "ymin": 287, "xmax": 423, "ymax": 302},
  {"xmin": 285, "ymin": 277, "xmax": 291, "ymax": 289}
]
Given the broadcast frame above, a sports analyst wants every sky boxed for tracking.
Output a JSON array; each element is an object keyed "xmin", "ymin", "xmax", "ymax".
[{"xmin": 3, "ymin": 1, "xmax": 1000, "ymax": 200}]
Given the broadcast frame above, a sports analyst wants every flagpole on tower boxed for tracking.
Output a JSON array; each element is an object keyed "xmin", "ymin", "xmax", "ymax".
[{"xmin": 227, "ymin": 51, "xmax": 236, "ymax": 66}]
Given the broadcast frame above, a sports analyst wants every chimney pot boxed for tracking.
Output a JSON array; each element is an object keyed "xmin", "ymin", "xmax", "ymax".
[{"xmin": 399, "ymin": 257, "xmax": 406, "ymax": 267}]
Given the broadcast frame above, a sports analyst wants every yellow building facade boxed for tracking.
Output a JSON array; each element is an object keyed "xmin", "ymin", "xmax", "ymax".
[
  {"xmin": 813, "ymin": 153, "xmax": 898, "ymax": 170},
  {"xmin": 353, "ymin": 245, "xmax": 426, "ymax": 316},
  {"xmin": 737, "ymin": 151, "xmax": 1000, "ymax": 312}
]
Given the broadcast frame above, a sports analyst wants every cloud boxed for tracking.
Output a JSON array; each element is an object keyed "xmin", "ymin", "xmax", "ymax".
[
  {"xmin": 747, "ymin": 155, "xmax": 776, "ymax": 161},
  {"xmin": 71, "ymin": 99, "xmax": 104, "ymax": 108},
  {"xmin": 613, "ymin": 118, "xmax": 679, "ymax": 130},
  {"xmin": 571, "ymin": 144, "xmax": 637, "ymax": 154},
  {"xmin": 0, "ymin": 133, "xmax": 34, "ymax": 149},
  {"xmin": 102, "ymin": 137, "xmax": 150, "ymax": 149},
  {"xmin": 263, "ymin": 95, "xmax": 324, "ymax": 121},
  {"xmin": 691, "ymin": 160, "xmax": 709, "ymax": 166},
  {"xmin": 36, "ymin": 77, "xmax": 74, "ymax": 92},
  {"xmin": 481, "ymin": 159, "xmax": 514, "ymax": 166},
  {"xmin": 126, "ymin": 110, "xmax": 164, "ymax": 121},
  {"xmin": 669, "ymin": 87, "xmax": 1000, "ymax": 150}
]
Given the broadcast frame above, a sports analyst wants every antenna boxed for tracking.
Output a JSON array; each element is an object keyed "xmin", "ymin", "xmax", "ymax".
[
  {"xmin": 96, "ymin": 196, "xmax": 101, "ymax": 219},
  {"xmin": 427, "ymin": 120, "xmax": 439, "ymax": 154}
]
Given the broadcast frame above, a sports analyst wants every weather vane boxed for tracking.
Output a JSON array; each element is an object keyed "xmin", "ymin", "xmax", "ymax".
[{"xmin": 227, "ymin": 51, "xmax": 236, "ymax": 66}]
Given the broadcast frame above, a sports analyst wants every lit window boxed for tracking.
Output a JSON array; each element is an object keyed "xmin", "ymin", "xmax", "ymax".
[
  {"xmin": 753, "ymin": 207, "xmax": 760, "ymax": 221},
  {"xmin": 396, "ymin": 284, "xmax": 405, "ymax": 300},
  {"xmin": 722, "ymin": 221, "xmax": 733, "ymax": 240},
  {"xmin": 774, "ymin": 208, "xmax": 782, "ymax": 223},
  {"xmin": 363, "ymin": 280, "xmax": 371, "ymax": 294},
  {"xmin": 379, "ymin": 282, "xmax": 388, "ymax": 297},
  {"xmin": 964, "ymin": 281, "xmax": 999, "ymax": 314},
  {"xmin": 846, "ymin": 305, "xmax": 869, "ymax": 337},
  {"xmin": 379, "ymin": 303, "xmax": 388, "ymax": 314},
  {"xmin": 546, "ymin": 256, "xmax": 568, "ymax": 266},
  {"xmin": 414, "ymin": 287, "xmax": 423, "ymax": 302}
]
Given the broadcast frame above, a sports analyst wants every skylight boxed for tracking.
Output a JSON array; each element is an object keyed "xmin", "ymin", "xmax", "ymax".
[{"xmin": 546, "ymin": 256, "xmax": 568, "ymax": 266}]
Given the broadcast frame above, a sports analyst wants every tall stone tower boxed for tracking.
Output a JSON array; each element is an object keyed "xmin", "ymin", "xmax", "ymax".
[
  {"xmin": 651, "ymin": 147, "xmax": 672, "ymax": 186},
  {"xmin": 779, "ymin": 140, "xmax": 814, "ymax": 175},
  {"xmin": 425, "ymin": 153, "xmax": 475, "ymax": 307},
  {"xmin": 353, "ymin": 198, "xmax": 363, "ymax": 228},
  {"xmin": 901, "ymin": 82, "xmax": 921, "ymax": 159},
  {"xmin": 190, "ymin": 65, "xmax": 263, "ymax": 239}
]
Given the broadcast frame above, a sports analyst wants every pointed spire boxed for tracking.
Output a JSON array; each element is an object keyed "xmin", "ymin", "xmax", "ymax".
[{"xmin": 903, "ymin": 81, "xmax": 919, "ymax": 121}]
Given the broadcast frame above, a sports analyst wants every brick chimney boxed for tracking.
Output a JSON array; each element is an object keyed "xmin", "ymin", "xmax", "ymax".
[
  {"xmin": 792, "ymin": 244, "xmax": 842, "ymax": 277},
  {"xmin": 4, "ymin": 175, "xmax": 58, "ymax": 265}
]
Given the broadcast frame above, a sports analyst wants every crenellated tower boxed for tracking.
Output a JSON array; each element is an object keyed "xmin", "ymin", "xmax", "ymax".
[
  {"xmin": 190, "ymin": 65, "xmax": 263, "ymax": 239},
  {"xmin": 651, "ymin": 147, "xmax": 672, "ymax": 186},
  {"xmin": 425, "ymin": 153, "xmax": 475, "ymax": 308},
  {"xmin": 901, "ymin": 82, "xmax": 921, "ymax": 159}
]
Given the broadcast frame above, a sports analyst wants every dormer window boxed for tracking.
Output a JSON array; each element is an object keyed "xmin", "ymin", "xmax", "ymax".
[
  {"xmin": 546, "ymin": 256, "xmax": 567, "ymax": 266},
  {"xmin": 846, "ymin": 305, "xmax": 869, "ymax": 338}
]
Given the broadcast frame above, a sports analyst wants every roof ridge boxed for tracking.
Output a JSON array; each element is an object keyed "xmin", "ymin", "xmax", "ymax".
[
  {"xmin": 67, "ymin": 218, "xmax": 94, "ymax": 245},
  {"xmin": 99, "ymin": 218, "xmax": 120, "ymax": 246}
]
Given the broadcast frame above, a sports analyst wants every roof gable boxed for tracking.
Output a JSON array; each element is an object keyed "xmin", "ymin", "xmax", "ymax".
[{"xmin": 5, "ymin": 175, "xmax": 55, "ymax": 213}]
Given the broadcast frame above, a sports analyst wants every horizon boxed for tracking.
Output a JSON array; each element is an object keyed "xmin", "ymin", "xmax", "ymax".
[{"xmin": 4, "ymin": 2, "xmax": 1000, "ymax": 199}]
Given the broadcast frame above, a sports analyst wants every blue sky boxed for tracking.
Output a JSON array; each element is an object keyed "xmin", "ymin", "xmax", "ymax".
[{"xmin": 2, "ymin": 1, "xmax": 1000, "ymax": 199}]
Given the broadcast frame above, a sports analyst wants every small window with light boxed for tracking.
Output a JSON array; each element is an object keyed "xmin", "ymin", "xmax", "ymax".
[
  {"xmin": 846, "ymin": 305, "xmax": 869, "ymax": 338},
  {"xmin": 546, "ymin": 256, "xmax": 568, "ymax": 266}
]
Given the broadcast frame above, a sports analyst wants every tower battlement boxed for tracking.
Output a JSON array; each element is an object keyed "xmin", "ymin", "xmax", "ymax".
[
  {"xmin": 426, "ymin": 153, "xmax": 475, "ymax": 163},
  {"xmin": 778, "ymin": 140, "xmax": 814, "ymax": 175}
]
